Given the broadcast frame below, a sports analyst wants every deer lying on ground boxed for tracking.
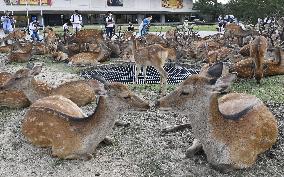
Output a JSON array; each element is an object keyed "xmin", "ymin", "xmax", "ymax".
[
  {"xmin": 67, "ymin": 29, "xmax": 103, "ymax": 52},
  {"xmin": 8, "ymin": 42, "xmax": 34, "ymax": 63},
  {"xmin": 207, "ymin": 47, "xmax": 235, "ymax": 65},
  {"xmin": 156, "ymin": 62, "xmax": 278, "ymax": 170},
  {"xmin": 249, "ymin": 36, "xmax": 268, "ymax": 84},
  {"xmin": 21, "ymin": 74, "xmax": 149, "ymax": 159},
  {"xmin": 130, "ymin": 35, "xmax": 177, "ymax": 95},
  {"xmin": 0, "ymin": 72, "xmax": 30, "ymax": 108},
  {"xmin": 231, "ymin": 46, "xmax": 284, "ymax": 78},
  {"xmin": 1, "ymin": 65, "xmax": 101, "ymax": 106},
  {"xmin": 3, "ymin": 29, "xmax": 27, "ymax": 43},
  {"xmin": 68, "ymin": 52, "xmax": 100, "ymax": 66}
]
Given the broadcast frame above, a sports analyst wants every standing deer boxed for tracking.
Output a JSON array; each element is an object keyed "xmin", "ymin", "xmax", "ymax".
[
  {"xmin": 156, "ymin": 63, "xmax": 278, "ymax": 170},
  {"xmin": 21, "ymin": 75, "xmax": 149, "ymax": 159},
  {"xmin": 130, "ymin": 35, "xmax": 177, "ymax": 95},
  {"xmin": 1, "ymin": 65, "xmax": 101, "ymax": 106},
  {"xmin": 250, "ymin": 36, "xmax": 268, "ymax": 84},
  {"xmin": 224, "ymin": 23, "xmax": 257, "ymax": 46}
]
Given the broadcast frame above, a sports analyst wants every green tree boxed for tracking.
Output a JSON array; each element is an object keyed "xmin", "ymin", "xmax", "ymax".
[
  {"xmin": 193, "ymin": 0, "xmax": 225, "ymax": 22},
  {"xmin": 226, "ymin": 0, "xmax": 284, "ymax": 23}
]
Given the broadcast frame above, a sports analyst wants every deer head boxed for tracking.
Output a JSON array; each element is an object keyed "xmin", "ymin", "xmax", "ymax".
[
  {"xmin": 2, "ymin": 65, "xmax": 42, "ymax": 90},
  {"xmin": 156, "ymin": 63, "xmax": 236, "ymax": 111}
]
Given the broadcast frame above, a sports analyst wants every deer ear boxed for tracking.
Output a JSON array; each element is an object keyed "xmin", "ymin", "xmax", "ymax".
[
  {"xmin": 207, "ymin": 62, "xmax": 223, "ymax": 79},
  {"xmin": 213, "ymin": 73, "xmax": 236, "ymax": 92},
  {"xmin": 30, "ymin": 66, "xmax": 42, "ymax": 76}
]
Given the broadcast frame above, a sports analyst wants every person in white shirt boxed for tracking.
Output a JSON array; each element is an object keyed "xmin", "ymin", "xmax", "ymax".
[
  {"xmin": 70, "ymin": 10, "xmax": 82, "ymax": 33},
  {"xmin": 105, "ymin": 11, "xmax": 115, "ymax": 39}
]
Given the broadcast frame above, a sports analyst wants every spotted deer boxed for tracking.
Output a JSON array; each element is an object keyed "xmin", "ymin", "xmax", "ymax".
[
  {"xmin": 21, "ymin": 76, "xmax": 149, "ymax": 159},
  {"xmin": 224, "ymin": 23, "xmax": 258, "ymax": 46},
  {"xmin": 3, "ymin": 29, "xmax": 27, "ymax": 43},
  {"xmin": 67, "ymin": 29, "xmax": 103, "ymax": 52},
  {"xmin": 156, "ymin": 63, "xmax": 278, "ymax": 170},
  {"xmin": 8, "ymin": 42, "xmax": 34, "ymax": 63},
  {"xmin": 130, "ymin": 35, "xmax": 177, "ymax": 95},
  {"xmin": 2, "ymin": 66, "xmax": 101, "ymax": 106},
  {"xmin": 0, "ymin": 72, "xmax": 30, "ymax": 108},
  {"xmin": 231, "ymin": 46, "xmax": 284, "ymax": 78},
  {"xmin": 43, "ymin": 27, "xmax": 57, "ymax": 53}
]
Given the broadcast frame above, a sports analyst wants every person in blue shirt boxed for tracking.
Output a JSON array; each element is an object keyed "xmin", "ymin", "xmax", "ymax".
[
  {"xmin": 1, "ymin": 11, "xmax": 15, "ymax": 34},
  {"xmin": 139, "ymin": 15, "xmax": 152, "ymax": 36}
]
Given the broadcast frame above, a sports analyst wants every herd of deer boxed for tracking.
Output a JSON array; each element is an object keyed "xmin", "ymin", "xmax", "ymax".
[{"xmin": 0, "ymin": 23, "xmax": 283, "ymax": 171}]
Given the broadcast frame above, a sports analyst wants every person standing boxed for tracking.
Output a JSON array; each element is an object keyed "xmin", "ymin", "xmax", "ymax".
[
  {"xmin": 62, "ymin": 22, "xmax": 70, "ymax": 43},
  {"xmin": 1, "ymin": 11, "xmax": 15, "ymax": 34},
  {"xmin": 139, "ymin": 15, "xmax": 152, "ymax": 36},
  {"xmin": 29, "ymin": 19, "xmax": 40, "ymax": 42},
  {"xmin": 70, "ymin": 10, "xmax": 82, "ymax": 34},
  {"xmin": 127, "ymin": 22, "xmax": 134, "ymax": 32},
  {"xmin": 105, "ymin": 11, "xmax": 115, "ymax": 39}
]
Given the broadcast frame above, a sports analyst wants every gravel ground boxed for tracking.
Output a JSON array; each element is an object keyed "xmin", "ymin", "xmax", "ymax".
[{"xmin": 0, "ymin": 54, "xmax": 283, "ymax": 177}]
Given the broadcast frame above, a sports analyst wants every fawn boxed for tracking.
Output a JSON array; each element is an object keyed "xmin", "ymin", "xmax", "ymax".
[{"xmin": 130, "ymin": 35, "xmax": 177, "ymax": 95}]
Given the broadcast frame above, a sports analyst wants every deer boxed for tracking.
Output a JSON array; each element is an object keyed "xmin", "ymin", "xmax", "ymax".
[
  {"xmin": 43, "ymin": 27, "xmax": 58, "ymax": 53},
  {"xmin": 249, "ymin": 36, "xmax": 268, "ymax": 84},
  {"xmin": 67, "ymin": 29, "xmax": 104, "ymax": 52},
  {"xmin": 8, "ymin": 42, "xmax": 34, "ymax": 63},
  {"xmin": 1, "ymin": 65, "xmax": 101, "ymax": 107},
  {"xmin": 20, "ymin": 73, "xmax": 149, "ymax": 160},
  {"xmin": 129, "ymin": 35, "xmax": 177, "ymax": 95},
  {"xmin": 224, "ymin": 23, "xmax": 258, "ymax": 46},
  {"xmin": 0, "ymin": 72, "xmax": 30, "ymax": 108},
  {"xmin": 230, "ymin": 46, "xmax": 284, "ymax": 78},
  {"xmin": 155, "ymin": 62, "xmax": 278, "ymax": 170},
  {"xmin": 3, "ymin": 29, "xmax": 27, "ymax": 44}
]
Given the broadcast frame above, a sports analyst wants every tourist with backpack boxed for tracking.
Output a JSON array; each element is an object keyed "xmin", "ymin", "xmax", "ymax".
[
  {"xmin": 1, "ymin": 11, "xmax": 15, "ymax": 34},
  {"xmin": 70, "ymin": 10, "xmax": 83, "ymax": 34},
  {"xmin": 139, "ymin": 15, "xmax": 152, "ymax": 36},
  {"xmin": 105, "ymin": 11, "xmax": 115, "ymax": 39}
]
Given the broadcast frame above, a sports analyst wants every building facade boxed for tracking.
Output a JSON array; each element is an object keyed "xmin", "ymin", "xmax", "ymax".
[{"xmin": 1, "ymin": 0, "xmax": 193, "ymax": 26}]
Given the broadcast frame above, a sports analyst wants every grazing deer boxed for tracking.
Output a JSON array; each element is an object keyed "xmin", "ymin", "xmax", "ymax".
[
  {"xmin": 156, "ymin": 63, "xmax": 278, "ymax": 170},
  {"xmin": 0, "ymin": 72, "xmax": 30, "ymax": 108},
  {"xmin": 2, "ymin": 66, "xmax": 101, "ymax": 106},
  {"xmin": 130, "ymin": 36, "xmax": 177, "ymax": 95},
  {"xmin": 21, "ymin": 76, "xmax": 149, "ymax": 160},
  {"xmin": 249, "ymin": 36, "xmax": 268, "ymax": 84}
]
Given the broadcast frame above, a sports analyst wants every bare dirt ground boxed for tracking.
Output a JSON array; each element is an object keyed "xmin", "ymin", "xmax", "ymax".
[{"xmin": 0, "ymin": 54, "xmax": 283, "ymax": 177}]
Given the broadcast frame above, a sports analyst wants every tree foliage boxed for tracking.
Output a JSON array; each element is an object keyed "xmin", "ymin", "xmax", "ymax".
[
  {"xmin": 193, "ymin": 0, "xmax": 225, "ymax": 21},
  {"xmin": 225, "ymin": 0, "xmax": 284, "ymax": 23}
]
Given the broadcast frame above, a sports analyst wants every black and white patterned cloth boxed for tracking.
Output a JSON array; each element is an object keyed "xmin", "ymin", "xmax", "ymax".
[{"xmin": 80, "ymin": 62, "xmax": 200, "ymax": 84}]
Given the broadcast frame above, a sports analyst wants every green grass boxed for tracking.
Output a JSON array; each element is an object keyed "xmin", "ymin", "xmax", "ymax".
[
  {"xmin": 44, "ymin": 24, "xmax": 217, "ymax": 35},
  {"xmin": 127, "ymin": 75, "xmax": 284, "ymax": 104},
  {"xmin": 231, "ymin": 75, "xmax": 284, "ymax": 103},
  {"xmin": 192, "ymin": 24, "xmax": 218, "ymax": 31}
]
